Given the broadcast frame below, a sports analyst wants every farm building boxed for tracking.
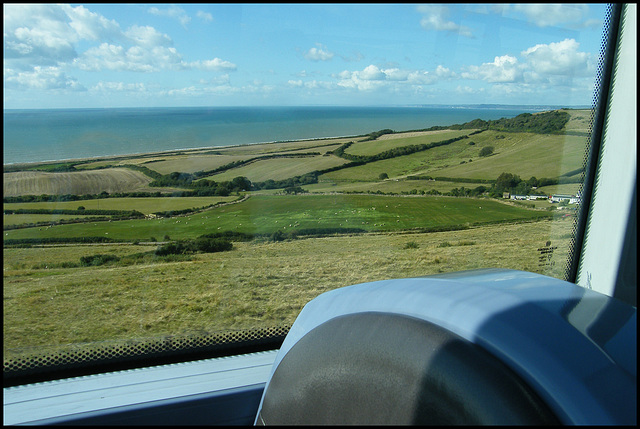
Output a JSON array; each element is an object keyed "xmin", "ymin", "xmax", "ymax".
[
  {"xmin": 510, "ymin": 194, "xmax": 547, "ymax": 201},
  {"xmin": 549, "ymin": 194, "xmax": 581, "ymax": 204}
]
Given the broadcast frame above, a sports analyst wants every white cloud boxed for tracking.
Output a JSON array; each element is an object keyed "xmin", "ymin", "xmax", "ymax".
[
  {"xmin": 510, "ymin": 4, "xmax": 593, "ymax": 28},
  {"xmin": 304, "ymin": 44, "xmax": 334, "ymax": 61},
  {"xmin": 456, "ymin": 85, "xmax": 484, "ymax": 95},
  {"xmin": 360, "ymin": 65, "xmax": 385, "ymax": 80},
  {"xmin": 381, "ymin": 68, "xmax": 409, "ymax": 81},
  {"xmin": 461, "ymin": 55, "xmax": 523, "ymax": 83},
  {"xmin": 416, "ymin": 5, "xmax": 474, "ymax": 38},
  {"xmin": 334, "ymin": 64, "xmax": 455, "ymax": 92},
  {"xmin": 148, "ymin": 6, "xmax": 191, "ymax": 27},
  {"xmin": 196, "ymin": 11, "xmax": 213, "ymax": 22},
  {"xmin": 434, "ymin": 65, "xmax": 456, "ymax": 79},
  {"xmin": 521, "ymin": 38, "xmax": 592, "ymax": 77},
  {"xmin": 60, "ymin": 4, "xmax": 121, "ymax": 41},
  {"xmin": 189, "ymin": 58, "xmax": 237, "ymax": 71},
  {"xmin": 91, "ymin": 81, "xmax": 146, "ymax": 92},
  {"xmin": 4, "ymin": 65, "xmax": 85, "ymax": 91},
  {"xmin": 124, "ymin": 25, "xmax": 172, "ymax": 48},
  {"xmin": 4, "ymin": 4, "xmax": 80, "ymax": 65},
  {"xmin": 4, "ymin": 3, "xmax": 235, "ymax": 81},
  {"xmin": 456, "ymin": 38, "xmax": 593, "ymax": 97}
]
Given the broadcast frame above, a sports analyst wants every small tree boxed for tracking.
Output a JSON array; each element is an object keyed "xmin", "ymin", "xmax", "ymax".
[
  {"xmin": 379, "ymin": 172, "xmax": 389, "ymax": 180},
  {"xmin": 479, "ymin": 146, "xmax": 494, "ymax": 157}
]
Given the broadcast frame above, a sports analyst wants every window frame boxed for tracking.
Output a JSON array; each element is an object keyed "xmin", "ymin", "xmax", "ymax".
[{"xmin": 3, "ymin": 3, "xmax": 636, "ymax": 425}]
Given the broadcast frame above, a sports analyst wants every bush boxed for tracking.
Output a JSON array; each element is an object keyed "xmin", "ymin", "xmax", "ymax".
[
  {"xmin": 479, "ymin": 146, "xmax": 494, "ymax": 157},
  {"xmin": 155, "ymin": 237, "xmax": 233, "ymax": 256},
  {"xmin": 194, "ymin": 237, "xmax": 233, "ymax": 252},
  {"xmin": 80, "ymin": 254, "xmax": 120, "ymax": 266},
  {"xmin": 271, "ymin": 230, "xmax": 285, "ymax": 242},
  {"xmin": 404, "ymin": 241, "xmax": 419, "ymax": 249},
  {"xmin": 155, "ymin": 242, "xmax": 185, "ymax": 256}
]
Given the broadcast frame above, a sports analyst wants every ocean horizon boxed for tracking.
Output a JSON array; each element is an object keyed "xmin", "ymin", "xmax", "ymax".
[{"xmin": 3, "ymin": 105, "xmax": 573, "ymax": 165}]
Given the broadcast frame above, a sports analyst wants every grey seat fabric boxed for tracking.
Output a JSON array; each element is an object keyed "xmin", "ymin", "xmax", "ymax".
[{"xmin": 257, "ymin": 312, "xmax": 559, "ymax": 425}]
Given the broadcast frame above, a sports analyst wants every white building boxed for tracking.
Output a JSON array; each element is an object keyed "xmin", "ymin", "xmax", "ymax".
[{"xmin": 549, "ymin": 194, "xmax": 581, "ymax": 204}]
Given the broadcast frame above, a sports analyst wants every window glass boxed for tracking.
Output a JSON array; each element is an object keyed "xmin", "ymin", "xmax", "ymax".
[{"xmin": 3, "ymin": 4, "xmax": 610, "ymax": 375}]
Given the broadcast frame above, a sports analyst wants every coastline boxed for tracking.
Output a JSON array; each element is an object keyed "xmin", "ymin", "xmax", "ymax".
[
  {"xmin": 3, "ymin": 105, "xmax": 560, "ymax": 166},
  {"xmin": 3, "ymin": 133, "xmax": 362, "ymax": 168}
]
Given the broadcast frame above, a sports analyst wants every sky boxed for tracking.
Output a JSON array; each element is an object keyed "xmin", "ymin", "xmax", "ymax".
[{"xmin": 3, "ymin": 3, "xmax": 608, "ymax": 109}]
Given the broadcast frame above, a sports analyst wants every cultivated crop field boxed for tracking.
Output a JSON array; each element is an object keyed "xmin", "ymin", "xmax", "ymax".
[{"xmin": 4, "ymin": 168, "xmax": 162, "ymax": 197}]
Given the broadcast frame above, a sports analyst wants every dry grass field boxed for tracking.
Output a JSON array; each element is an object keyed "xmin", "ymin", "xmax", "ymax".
[
  {"xmin": 4, "ymin": 168, "xmax": 157, "ymax": 197},
  {"xmin": 3, "ymin": 218, "xmax": 573, "ymax": 357}
]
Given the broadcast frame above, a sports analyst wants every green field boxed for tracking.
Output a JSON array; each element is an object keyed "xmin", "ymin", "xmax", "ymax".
[
  {"xmin": 206, "ymin": 154, "xmax": 349, "ymax": 182},
  {"xmin": 345, "ymin": 129, "xmax": 473, "ymax": 157},
  {"xmin": 3, "ymin": 194, "xmax": 551, "ymax": 242},
  {"xmin": 4, "ymin": 213, "xmax": 97, "ymax": 227},
  {"xmin": 321, "ymin": 130, "xmax": 586, "ymax": 185},
  {"xmin": 4, "ymin": 196, "xmax": 237, "ymax": 215}
]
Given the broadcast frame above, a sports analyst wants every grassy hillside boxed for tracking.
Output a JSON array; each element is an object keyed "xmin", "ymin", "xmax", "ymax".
[
  {"xmin": 4, "ymin": 218, "xmax": 572, "ymax": 353},
  {"xmin": 428, "ymin": 131, "xmax": 586, "ymax": 180},
  {"xmin": 206, "ymin": 154, "xmax": 349, "ymax": 182},
  {"xmin": 345, "ymin": 129, "xmax": 472, "ymax": 157}
]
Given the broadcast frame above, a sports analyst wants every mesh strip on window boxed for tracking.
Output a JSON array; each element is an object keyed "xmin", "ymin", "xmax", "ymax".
[
  {"xmin": 563, "ymin": 3, "xmax": 619, "ymax": 282},
  {"xmin": 4, "ymin": 324, "xmax": 290, "ymax": 385}
]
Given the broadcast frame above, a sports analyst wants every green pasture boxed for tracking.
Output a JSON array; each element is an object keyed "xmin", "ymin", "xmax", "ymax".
[
  {"xmin": 308, "ymin": 178, "xmax": 487, "ymax": 195},
  {"xmin": 322, "ymin": 130, "xmax": 586, "ymax": 184},
  {"xmin": 536, "ymin": 183, "xmax": 582, "ymax": 196},
  {"xmin": 205, "ymin": 154, "xmax": 349, "ymax": 183},
  {"xmin": 139, "ymin": 154, "xmax": 251, "ymax": 175},
  {"xmin": 4, "ymin": 214, "xmax": 98, "ymax": 227},
  {"xmin": 345, "ymin": 129, "xmax": 473, "ymax": 157},
  {"xmin": 321, "ymin": 138, "xmax": 481, "ymax": 182},
  {"xmin": 4, "ymin": 194, "xmax": 550, "ymax": 242},
  {"xmin": 562, "ymin": 109, "xmax": 592, "ymax": 133},
  {"xmin": 429, "ymin": 131, "xmax": 587, "ymax": 180},
  {"xmin": 4, "ymin": 196, "xmax": 237, "ymax": 215}
]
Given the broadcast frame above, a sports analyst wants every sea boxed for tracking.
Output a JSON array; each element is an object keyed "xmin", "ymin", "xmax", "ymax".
[{"xmin": 3, "ymin": 105, "xmax": 558, "ymax": 165}]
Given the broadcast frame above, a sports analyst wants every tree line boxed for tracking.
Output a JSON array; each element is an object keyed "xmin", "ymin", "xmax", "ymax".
[
  {"xmin": 4, "ymin": 208, "xmax": 144, "ymax": 218},
  {"xmin": 331, "ymin": 131, "xmax": 484, "ymax": 164}
]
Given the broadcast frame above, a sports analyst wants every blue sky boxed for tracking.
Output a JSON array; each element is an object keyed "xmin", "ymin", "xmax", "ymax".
[{"xmin": 4, "ymin": 3, "xmax": 608, "ymax": 109}]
